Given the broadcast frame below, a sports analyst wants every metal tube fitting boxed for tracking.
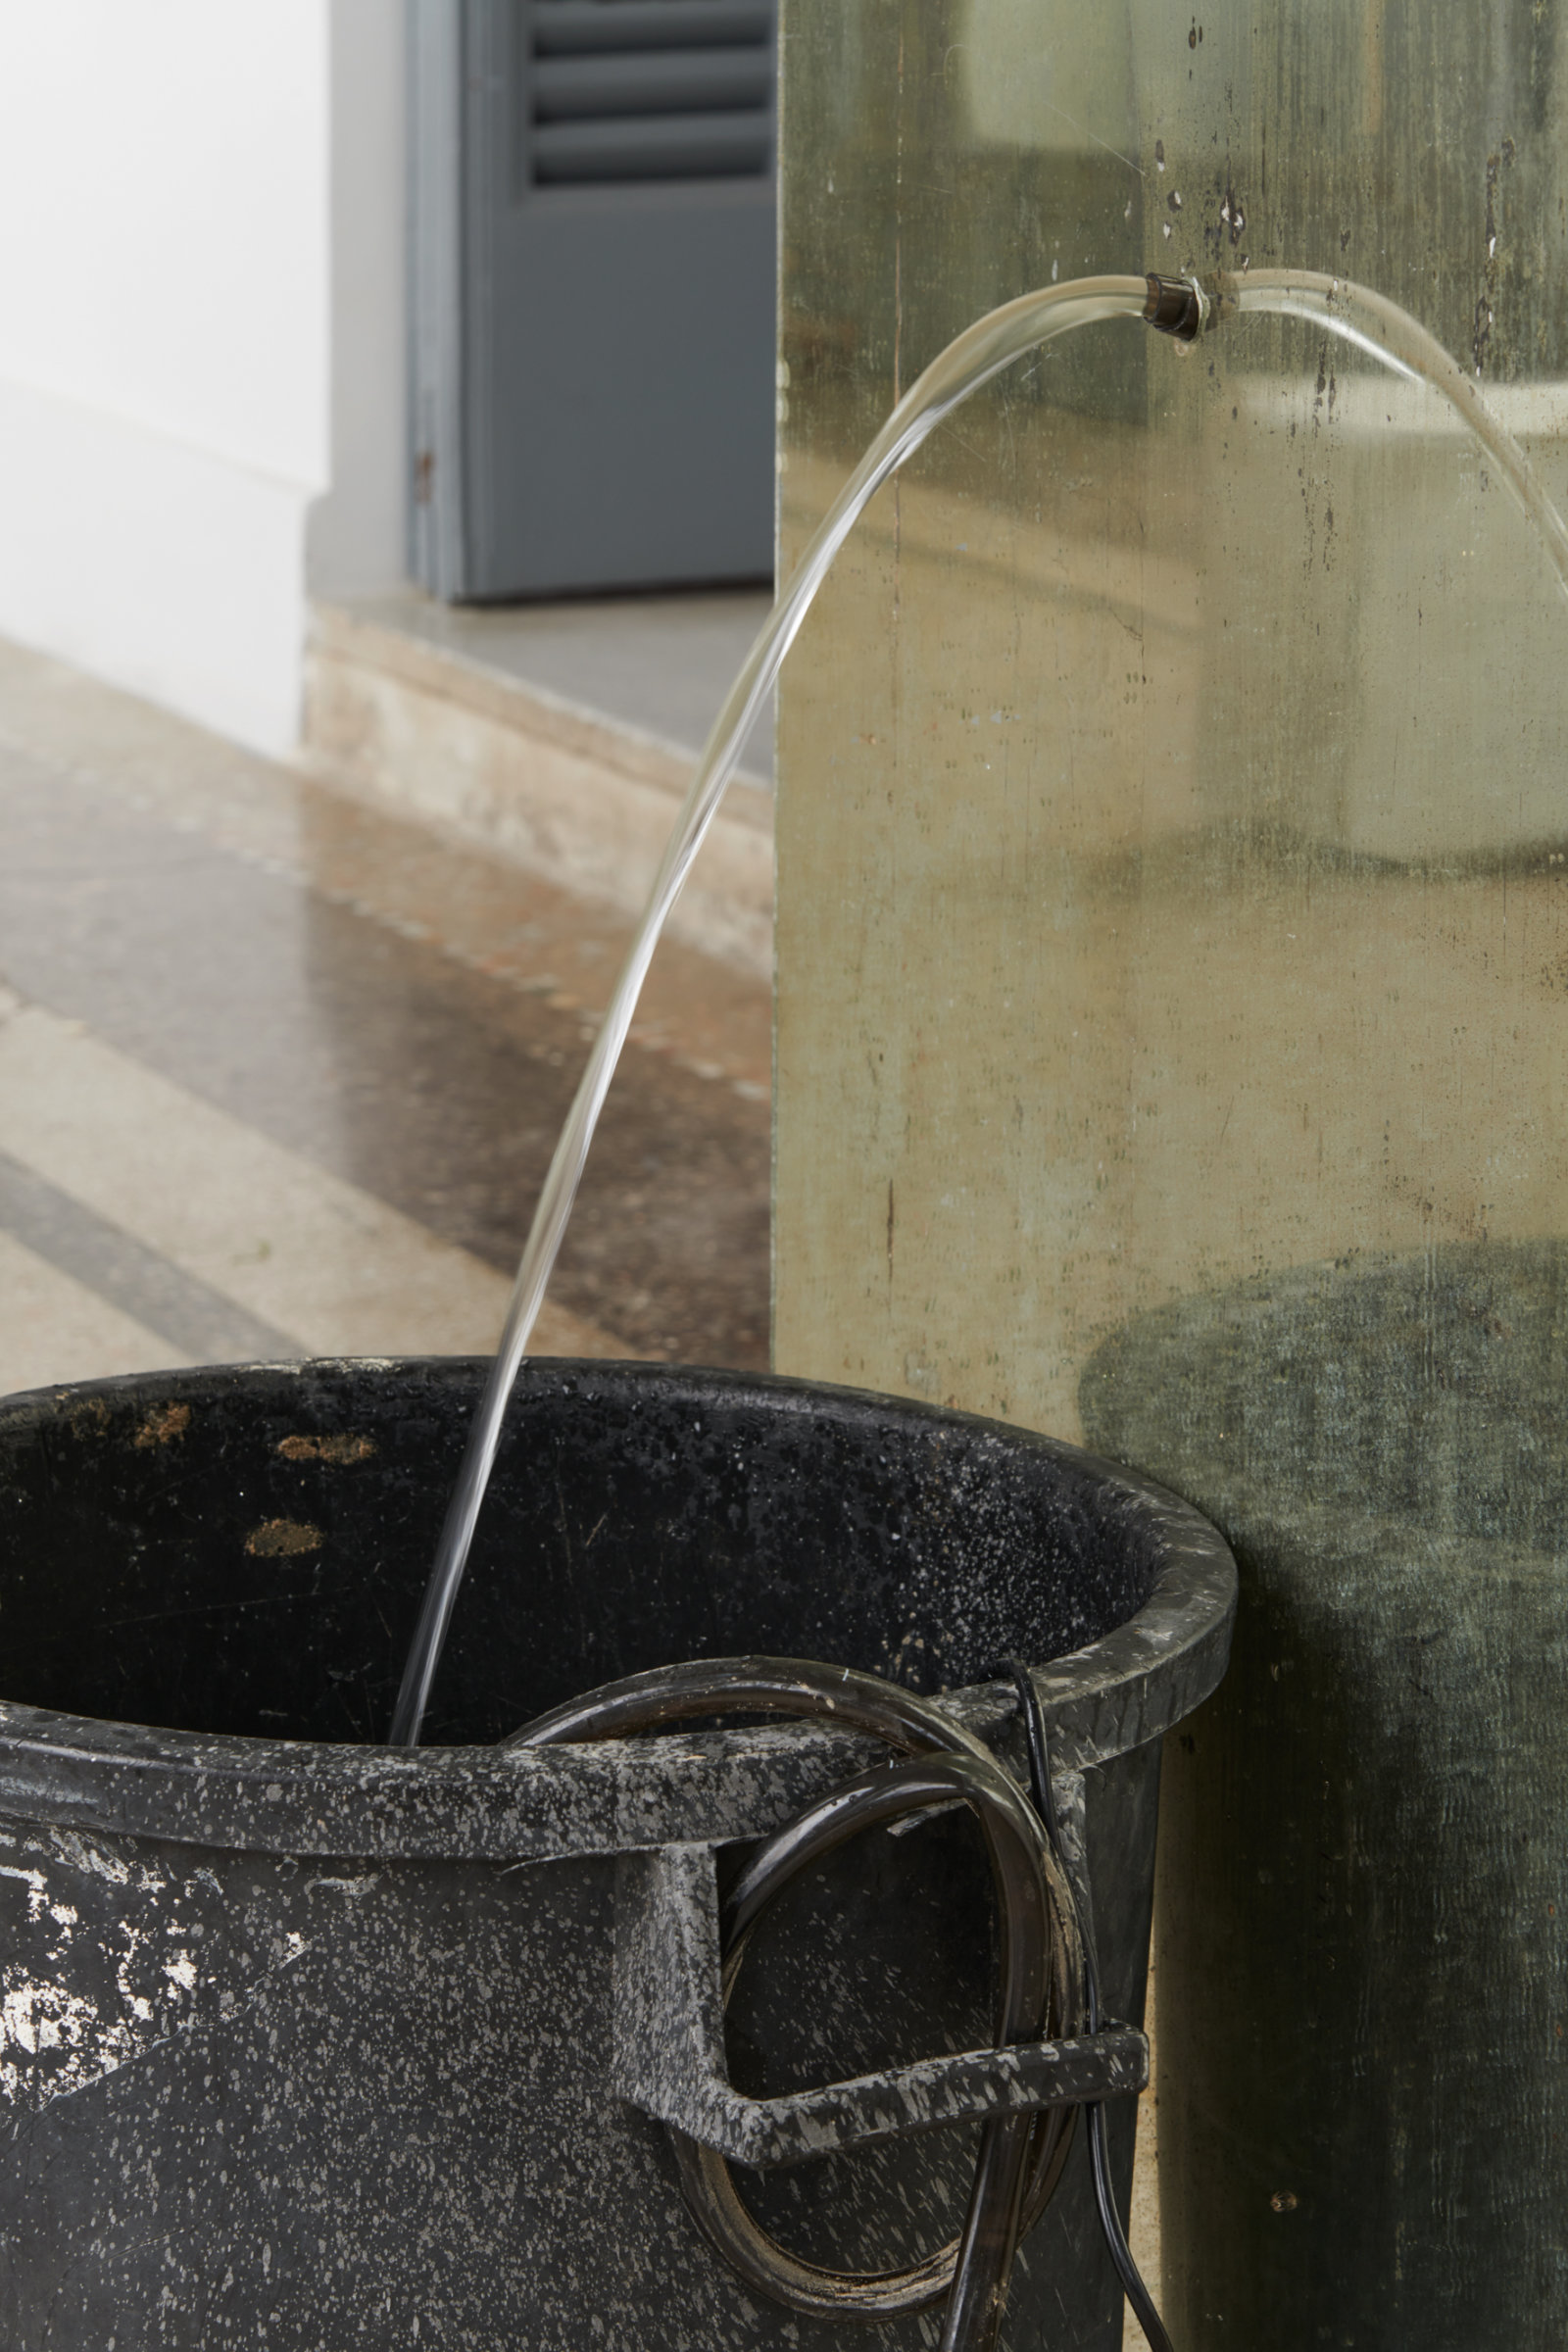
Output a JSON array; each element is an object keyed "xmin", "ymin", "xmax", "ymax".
[{"xmin": 1143, "ymin": 272, "xmax": 1210, "ymax": 342}]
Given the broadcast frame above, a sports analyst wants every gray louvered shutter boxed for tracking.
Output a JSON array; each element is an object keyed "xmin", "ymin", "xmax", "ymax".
[
  {"xmin": 412, "ymin": 0, "xmax": 777, "ymax": 602},
  {"xmin": 529, "ymin": 0, "xmax": 774, "ymax": 184}
]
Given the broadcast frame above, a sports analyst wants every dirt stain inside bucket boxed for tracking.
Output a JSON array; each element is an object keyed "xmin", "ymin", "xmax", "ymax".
[
  {"xmin": 245, "ymin": 1518, "xmax": 324, "ymax": 1558},
  {"xmin": 133, "ymin": 1402, "xmax": 191, "ymax": 1449},
  {"xmin": 276, "ymin": 1434, "xmax": 376, "ymax": 1467}
]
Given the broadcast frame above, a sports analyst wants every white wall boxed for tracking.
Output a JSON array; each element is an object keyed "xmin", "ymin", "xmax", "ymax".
[
  {"xmin": 308, "ymin": 0, "xmax": 410, "ymax": 602},
  {"xmin": 0, "ymin": 2, "xmax": 408, "ymax": 758}
]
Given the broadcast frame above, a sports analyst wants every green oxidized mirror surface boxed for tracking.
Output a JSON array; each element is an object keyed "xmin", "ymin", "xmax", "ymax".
[{"xmin": 774, "ymin": 4, "xmax": 1568, "ymax": 2342}]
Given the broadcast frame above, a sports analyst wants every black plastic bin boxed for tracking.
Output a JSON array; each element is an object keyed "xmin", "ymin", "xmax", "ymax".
[
  {"xmin": 0, "ymin": 1356, "xmax": 1233, "ymax": 2349},
  {"xmin": 1080, "ymin": 1240, "xmax": 1568, "ymax": 2350}
]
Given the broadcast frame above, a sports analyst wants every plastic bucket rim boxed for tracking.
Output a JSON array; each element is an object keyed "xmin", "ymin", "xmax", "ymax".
[{"xmin": 0, "ymin": 1358, "xmax": 1237, "ymax": 1861}]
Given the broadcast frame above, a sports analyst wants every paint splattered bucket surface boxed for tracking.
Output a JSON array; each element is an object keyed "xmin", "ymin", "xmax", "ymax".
[{"xmin": 0, "ymin": 1357, "xmax": 1231, "ymax": 2349}]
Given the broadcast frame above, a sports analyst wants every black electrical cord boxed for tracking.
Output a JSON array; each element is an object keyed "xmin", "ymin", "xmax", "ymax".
[
  {"xmin": 509, "ymin": 1653, "xmax": 1173, "ymax": 2349},
  {"xmin": 508, "ymin": 1655, "xmax": 1087, "ymax": 2352},
  {"xmin": 1001, "ymin": 1658, "xmax": 1176, "ymax": 2352}
]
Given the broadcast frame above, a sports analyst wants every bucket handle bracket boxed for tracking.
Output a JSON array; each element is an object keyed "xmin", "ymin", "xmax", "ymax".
[{"xmin": 612, "ymin": 1842, "xmax": 1146, "ymax": 2169}]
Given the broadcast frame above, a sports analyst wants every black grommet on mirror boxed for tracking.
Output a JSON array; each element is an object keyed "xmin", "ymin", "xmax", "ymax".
[{"xmin": 1144, "ymin": 273, "xmax": 1207, "ymax": 341}]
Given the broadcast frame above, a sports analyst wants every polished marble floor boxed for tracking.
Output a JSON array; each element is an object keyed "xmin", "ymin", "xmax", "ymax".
[{"xmin": 0, "ymin": 635, "xmax": 770, "ymax": 1398}]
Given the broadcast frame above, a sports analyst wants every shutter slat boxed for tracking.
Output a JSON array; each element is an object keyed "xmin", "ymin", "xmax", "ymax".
[
  {"xmin": 532, "ymin": 2, "xmax": 771, "ymax": 58},
  {"xmin": 531, "ymin": 109, "xmax": 772, "ymax": 185},
  {"xmin": 534, "ymin": 48, "xmax": 771, "ymax": 122}
]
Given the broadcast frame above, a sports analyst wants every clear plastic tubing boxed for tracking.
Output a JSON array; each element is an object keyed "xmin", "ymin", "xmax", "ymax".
[
  {"xmin": 390, "ymin": 268, "xmax": 1568, "ymax": 1746},
  {"xmin": 1227, "ymin": 268, "xmax": 1568, "ymax": 598}
]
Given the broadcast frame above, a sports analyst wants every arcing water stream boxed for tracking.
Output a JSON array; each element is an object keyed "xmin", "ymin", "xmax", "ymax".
[{"xmin": 390, "ymin": 268, "xmax": 1568, "ymax": 1749}]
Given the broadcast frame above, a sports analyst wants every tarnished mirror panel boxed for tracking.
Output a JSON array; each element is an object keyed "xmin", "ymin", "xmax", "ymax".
[{"xmin": 775, "ymin": 4, "xmax": 1568, "ymax": 2341}]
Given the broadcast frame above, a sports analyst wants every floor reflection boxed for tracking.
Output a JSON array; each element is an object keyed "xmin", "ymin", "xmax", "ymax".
[{"xmin": 0, "ymin": 640, "xmax": 770, "ymax": 1391}]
